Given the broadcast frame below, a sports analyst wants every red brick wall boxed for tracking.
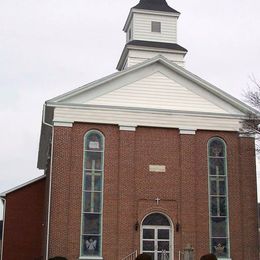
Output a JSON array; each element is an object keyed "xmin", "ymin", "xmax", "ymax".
[
  {"xmin": 239, "ymin": 137, "xmax": 259, "ymax": 259},
  {"xmin": 2, "ymin": 177, "xmax": 46, "ymax": 260},
  {"xmin": 48, "ymin": 124, "xmax": 259, "ymax": 260},
  {"xmin": 49, "ymin": 126, "xmax": 72, "ymax": 257}
]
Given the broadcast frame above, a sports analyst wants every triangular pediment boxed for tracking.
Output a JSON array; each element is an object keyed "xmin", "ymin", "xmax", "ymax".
[
  {"xmin": 86, "ymin": 71, "xmax": 229, "ymax": 114},
  {"xmin": 48, "ymin": 56, "xmax": 255, "ymax": 116}
]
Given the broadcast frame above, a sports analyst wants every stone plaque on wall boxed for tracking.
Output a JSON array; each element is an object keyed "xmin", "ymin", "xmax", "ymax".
[{"xmin": 149, "ymin": 165, "xmax": 166, "ymax": 173}]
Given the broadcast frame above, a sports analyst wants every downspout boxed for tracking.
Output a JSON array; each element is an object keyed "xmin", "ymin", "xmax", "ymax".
[
  {"xmin": 42, "ymin": 103, "xmax": 53, "ymax": 128},
  {"xmin": 0, "ymin": 197, "xmax": 6, "ymax": 260},
  {"xmin": 42, "ymin": 104, "xmax": 54, "ymax": 260}
]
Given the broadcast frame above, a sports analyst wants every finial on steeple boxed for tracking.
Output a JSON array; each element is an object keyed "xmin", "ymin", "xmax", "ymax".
[{"xmin": 133, "ymin": 0, "xmax": 180, "ymax": 13}]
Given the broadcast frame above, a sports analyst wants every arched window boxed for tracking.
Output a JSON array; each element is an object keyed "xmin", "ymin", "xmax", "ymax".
[
  {"xmin": 81, "ymin": 130, "xmax": 104, "ymax": 257},
  {"xmin": 141, "ymin": 213, "xmax": 172, "ymax": 260},
  {"xmin": 142, "ymin": 213, "xmax": 170, "ymax": 226},
  {"xmin": 208, "ymin": 138, "xmax": 230, "ymax": 258}
]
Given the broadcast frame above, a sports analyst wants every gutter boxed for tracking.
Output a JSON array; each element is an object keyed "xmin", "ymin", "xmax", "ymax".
[
  {"xmin": 42, "ymin": 104, "xmax": 54, "ymax": 260},
  {"xmin": 0, "ymin": 197, "xmax": 6, "ymax": 260}
]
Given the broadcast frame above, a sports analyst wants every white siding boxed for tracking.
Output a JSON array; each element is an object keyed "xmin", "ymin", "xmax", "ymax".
[
  {"xmin": 86, "ymin": 72, "xmax": 227, "ymax": 114},
  {"xmin": 127, "ymin": 50, "xmax": 185, "ymax": 67},
  {"xmin": 133, "ymin": 13, "xmax": 177, "ymax": 43},
  {"xmin": 53, "ymin": 107, "xmax": 241, "ymax": 132},
  {"xmin": 126, "ymin": 19, "xmax": 134, "ymax": 42}
]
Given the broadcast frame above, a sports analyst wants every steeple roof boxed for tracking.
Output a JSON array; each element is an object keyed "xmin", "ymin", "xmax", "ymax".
[{"xmin": 133, "ymin": 0, "xmax": 180, "ymax": 14}]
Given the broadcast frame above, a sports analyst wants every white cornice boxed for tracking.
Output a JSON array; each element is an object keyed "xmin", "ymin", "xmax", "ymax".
[
  {"xmin": 47, "ymin": 102, "xmax": 246, "ymax": 120},
  {"xmin": 53, "ymin": 106, "xmax": 242, "ymax": 132}
]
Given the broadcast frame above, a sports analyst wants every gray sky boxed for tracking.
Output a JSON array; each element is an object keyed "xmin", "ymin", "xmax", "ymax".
[{"xmin": 1, "ymin": 0, "xmax": 260, "ymax": 219}]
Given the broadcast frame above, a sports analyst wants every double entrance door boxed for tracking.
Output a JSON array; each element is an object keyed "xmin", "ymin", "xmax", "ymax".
[{"xmin": 142, "ymin": 226, "xmax": 171, "ymax": 260}]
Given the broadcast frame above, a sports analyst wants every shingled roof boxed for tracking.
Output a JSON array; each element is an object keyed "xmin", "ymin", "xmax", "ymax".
[
  {"xmin": 133, "ymin": 0, "xmax": 180, "ymax": 14},
  {"xmin": 127, "ymin": 40, "xmax": 187, "ymax": 52}
]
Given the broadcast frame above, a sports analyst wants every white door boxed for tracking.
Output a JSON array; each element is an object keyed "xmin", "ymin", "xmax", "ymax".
[{"xmin": 141, "ymin": 213, "xmax": 173, "ymax": 260}]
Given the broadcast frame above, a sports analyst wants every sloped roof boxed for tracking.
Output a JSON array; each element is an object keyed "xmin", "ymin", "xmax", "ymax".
[
  {"xmin": 133, "ymin": 0, "xmax": 180, "ymax": 14},
  {"xmin": 127, "ymin": 40, "xmax": 187, "ymax": 52},
  {"xmin": 47, "ymin": 55, "xmax": 257, "ymax": 115},
  {"xmin": 117, "ymin": 40, "xmax": 188, "ymax": 70},
  {"xmin": 0, "ymin": 175, "xmax": 46, "ymax": 197}
]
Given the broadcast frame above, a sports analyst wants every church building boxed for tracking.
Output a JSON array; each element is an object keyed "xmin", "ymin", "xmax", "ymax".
[{"xmin": 1, "ymin": 0, "xmax": 259, "ymax": 260}]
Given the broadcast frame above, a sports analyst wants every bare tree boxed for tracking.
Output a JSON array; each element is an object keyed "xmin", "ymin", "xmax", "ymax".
[{"xmin": 241, "ymin": 76, "xmax": 260, "ymax": 135}]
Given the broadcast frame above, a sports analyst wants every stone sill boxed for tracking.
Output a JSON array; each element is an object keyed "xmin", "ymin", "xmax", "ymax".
[{"xmin": 79, "ymin": 257, "xmax": 103, "ymax": 260}]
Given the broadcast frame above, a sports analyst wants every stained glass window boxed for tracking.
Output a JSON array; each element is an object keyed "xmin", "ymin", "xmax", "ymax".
[
  {"xmin": 81, "ymin": 131, "xmax": 104, "ymax": 257},
  {"xmin": 208, "ymin": 138, "xmax": 230, "ymax": 258}
]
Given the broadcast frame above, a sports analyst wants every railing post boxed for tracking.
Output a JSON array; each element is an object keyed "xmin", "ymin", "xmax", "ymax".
[
  {"xmin": 179, "ymin": 250, "xmax": 184, "ymax": 260},
  {"xmin": 183, "ymin": 244, "xmax": 194, "ymax": 260}
]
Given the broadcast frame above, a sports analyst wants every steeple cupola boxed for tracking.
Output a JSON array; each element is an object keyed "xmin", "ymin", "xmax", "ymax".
[{"xmin": 117, "ymin": 0, "xmax": 187, "ymax": 71}]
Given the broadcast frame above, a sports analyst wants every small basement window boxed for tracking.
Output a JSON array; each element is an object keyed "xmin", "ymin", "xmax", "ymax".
[{"xmin": 151, "ymin": 21, "xmax": 161, "ymax": 33}]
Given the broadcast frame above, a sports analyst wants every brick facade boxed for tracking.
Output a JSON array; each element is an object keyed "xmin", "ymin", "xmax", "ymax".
[
  {"xmin": 47, "ymin": 123, "xmax": 259, "ymax": 260},
  {"xmin": 2, "ymin": 178, "xmax": 46, "ymax": 260}
]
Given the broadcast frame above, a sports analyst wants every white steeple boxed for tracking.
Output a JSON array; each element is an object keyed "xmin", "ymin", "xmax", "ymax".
[{"xmin": 117, "ymin": 0, "xmax": 187, "ymax": 71}]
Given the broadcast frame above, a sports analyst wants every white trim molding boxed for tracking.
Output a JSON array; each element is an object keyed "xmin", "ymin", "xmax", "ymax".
[{"xmin": 53, "ymin": 107, "xmax": 242, "ymax": 132}]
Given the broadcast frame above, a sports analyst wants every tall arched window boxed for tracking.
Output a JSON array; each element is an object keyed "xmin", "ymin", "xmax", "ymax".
[
  {"xmin": 81, "ymin": 130, "xmax": 104, "ymax": 257},
  {"xmin": 208, "ymin": 138, "xmax": 230, "ymax": 258}
]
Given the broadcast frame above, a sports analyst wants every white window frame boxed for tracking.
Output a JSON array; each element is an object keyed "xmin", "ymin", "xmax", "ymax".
[
  {"xmin": 80, "ymin": 130, "xmax": 105, "ymax": 259},
  {"xmin": 208, "ymin": 137, "xmax": 230, "ymax": 259},
  {"xmin": 140, "ymin": 212, "xmax": 174, "ymax": 260}
]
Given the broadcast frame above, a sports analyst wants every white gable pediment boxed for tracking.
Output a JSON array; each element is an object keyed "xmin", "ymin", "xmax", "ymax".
[
  {"xmin": 48, "ymin": 56, "xmax": 255, "ymax": 116},
  {"xmin": 86, "ymin": 71, "xmax": 232, "ymax": 114}
]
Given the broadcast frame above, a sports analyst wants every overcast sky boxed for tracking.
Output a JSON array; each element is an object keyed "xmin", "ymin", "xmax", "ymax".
[{"xmin": 1, "ymin": 0, "xmax": 260, "ymax": 220}]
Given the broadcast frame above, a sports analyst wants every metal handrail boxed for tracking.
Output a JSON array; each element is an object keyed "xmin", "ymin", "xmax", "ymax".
[{"xmin": 121, "ymin": 250, "xmax": 138, "ymax": 260}]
